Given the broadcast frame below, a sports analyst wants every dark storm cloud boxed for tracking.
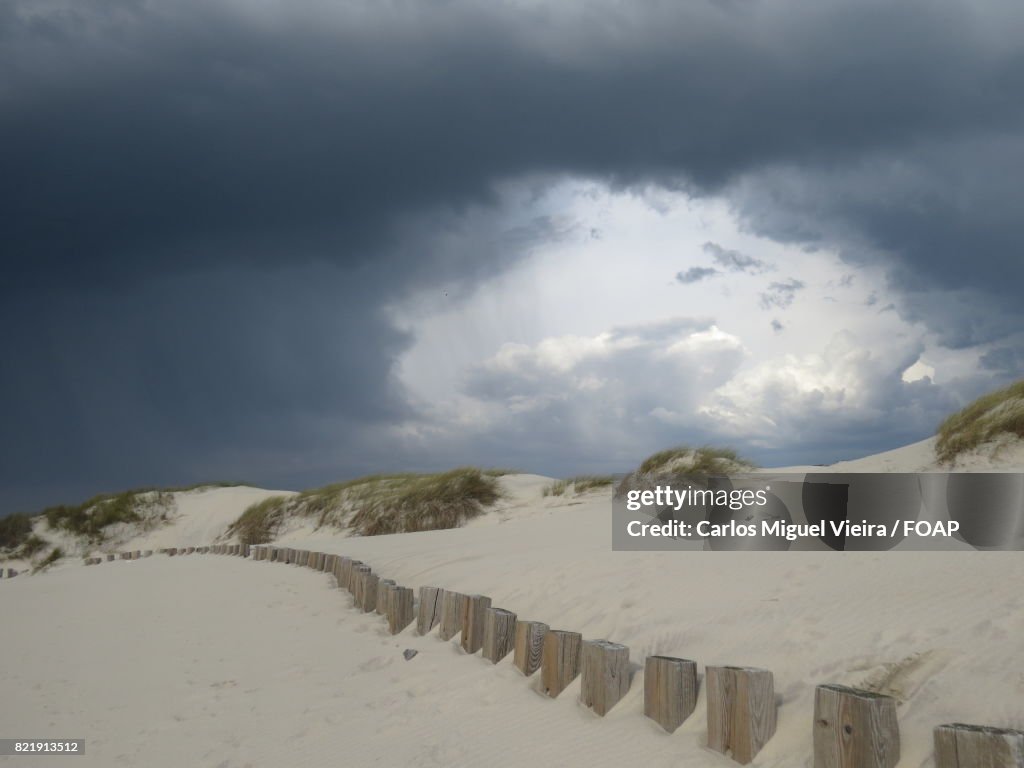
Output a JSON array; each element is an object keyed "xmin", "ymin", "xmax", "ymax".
[
  {"xmin": 5, "ymin": 0, "xmax": 1024, "ymax": 294},
  {"xmin": 4, "ymin": 0, "xmax": 1024, "ymax": 512}
]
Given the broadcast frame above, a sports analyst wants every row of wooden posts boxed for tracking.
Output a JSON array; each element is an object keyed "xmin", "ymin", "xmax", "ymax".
[
  {"xmin": 84, "ymin": 542, "xmax": 1023, "ymax": 767},
  {"xmin": 0, "ymin": 567, "xmax": 18, "ymax": 578}
]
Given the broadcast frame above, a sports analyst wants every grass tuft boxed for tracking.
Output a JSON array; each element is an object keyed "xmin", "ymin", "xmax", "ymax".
[
  {"xmin": 0, "ymin": 513, "xmax": 34, "ymax": 552},
  {"xmin": 617, "ymin": 445, "xmax": 754, "ymax": 496},
  {"xmin": 542, "ymin": 475, "xmax": 614, "ymax": 497},
  {"xmin": 229, "ymin": 496, "xmax": 290, "ymax": 546},
  {"xmin": 936, "ymin": 380, "xmax": 1024, "ymax": 464},
  {"xmin": 34, "ymin": 547, "xmax": 63, "ymax": 572},
  {"xmin": 19, "ymin": 534, "xmax": 49, "ymax": 558}
]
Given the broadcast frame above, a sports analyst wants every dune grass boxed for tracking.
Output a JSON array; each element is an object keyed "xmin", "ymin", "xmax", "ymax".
[
  {"xmin": 33, "ymin": 547, "xmax": 63, "ymax": 573},
  {"xmin": 229, "ymin": 467, "xmax": 506, "ymax": 543},
  {"xmin": 43, "ymin": 491, "xmax": 172, "ymax": 542},
  {"xmin": 936, "ymin": 380, "xmax": 1024, "ymax": 464},
  {"xmin": 18, "ymin": 534, "xmax": 49, "ymax": 558},
  {"xmin": 638, "ymin": 445, "xmax": 752, "ymax": 476},
  {"xmin": 0, "ymin": 513, "xmax": 34, "ymax": 551},
  {"xmin": 229, "ymin": 496, "xmax": 288, "ymax": 546},
  {"xmin": 542, "ymin": 475, "xmax": 615, "ymax": 497},
  {"xmin": 41, "ymin": 481, "xmax": 246, "ymax": 539},
  {"xmin": 617, "ymin": 445, "xmax": 754, "ymax": 496}
]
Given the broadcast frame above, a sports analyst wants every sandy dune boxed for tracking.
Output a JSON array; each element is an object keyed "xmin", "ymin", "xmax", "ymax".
[{"xmin": 2, "ymin": 442, "xmax": 1023, "ymax": 767}]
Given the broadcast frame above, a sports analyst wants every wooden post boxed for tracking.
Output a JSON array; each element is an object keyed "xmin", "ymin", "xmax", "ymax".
[
  {"xmin": 348, "ymin": 560, "xmax": 365, "ymax": 591},
  {"xmin": 707, "ymin": 666, "xmax": 777, "ymax": 765},
  {"xmin": 581, "ymin": 640, "xmax": 630, "ymax": 716},
  {"xmin": 461, "ymin": 595, "xmax": 492, "ymax": 654},
  {"xmin": 814, "ymin": 684, "xmax": 899, "ymax": 768},
  {"xmin": 388, "ymin": 586, "xmax": 415, "ymax": 634},
  {"xmin": 541, "ymin": 630, "xmax": 583, "ymax": 698},
  {"xmin": 482, "ymin": 608, "xmax": 517, "ymax": 664},
  {"xmin": 377, "ymin": 580, "xmax": 396, "ymax": 616},
  {"xmin": 352, "ymin": 566, "xmax": 373, "ymax": 610},
  {"xmin": 324, "ymin": 554, "xmax": 336, "ymax": 573},
  {"xmin": 417, "ymin": 587, "xmax": 444, "ymax": 635},
  {"xmin": 340, "ymin": 557, "xmax": 355, "ymax": 590},
  {"xmin": 514, "ymin": 621, "xmax": 549, "ymax": 676},
  {"xmin": 439, "ymin": 591, "xmax": 466, "ymax": 641},
  {"xmin": 107, "ymin": 554, "xmax": 116, "ymax": 561},
  {"xmin": 361, "ymin": 572, "xmax": 379, "ymax": 613},
  {"xmin": 935, "ymin": 723, "xmax": 1024, "ymax": 768},
  {"xmin": 644, "ymin": 655, "xmax": 698, "ymax": 733}
]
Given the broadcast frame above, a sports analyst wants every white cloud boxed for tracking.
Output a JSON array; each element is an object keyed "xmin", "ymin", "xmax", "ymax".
[{"xmin": 385, "ymin": 179, "xmax": 997, "ymax": 470}]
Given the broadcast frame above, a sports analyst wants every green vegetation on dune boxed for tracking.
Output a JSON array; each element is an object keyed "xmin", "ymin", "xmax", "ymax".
[
  {"xmin": 542, "ymin": 475, "xmax": 615, "ymax": 497},
  {"xmin": 228, "ymin": 467, "xmax": 506, "ymax": 544},
  {"xmin": 617, "ymin": 445, "xmax": 754, "ymax": 496},
  {"xmin": 0, "ymin": 513, "xmax": 33, "ymax": 551},
  {"xmin": 936, "ymin": 379, "xmax": 1024, "ymax": 464},
  {"xmin": 43, "ymin": 491, "xmax": 171, "ymax": 542},
  {"xmin": 34, "ymin": 547, "xmax": 63, "ymax": 573},
  {"xmin": 39, "ymin": 482, "xmax": 245, "ymax": 544},
  {"xmin": 637, "ymin": 445, "xmax": 752, "ymax": 476}
]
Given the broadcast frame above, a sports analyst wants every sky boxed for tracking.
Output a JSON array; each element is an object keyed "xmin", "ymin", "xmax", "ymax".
[{"xmin": 3, "ymin": 0, "xmax": 1024, "ymax": 515}]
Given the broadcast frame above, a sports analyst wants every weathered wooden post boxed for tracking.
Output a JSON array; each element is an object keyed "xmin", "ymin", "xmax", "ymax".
[
  {"xmin": 186, "ymin": 546, "xmax": 195, "ymax": 555},
  {"xmin": 351, "ymin": 565, "xmax": 368, "ymax": 604},
  {"xmin": 168, "ymin": 547, "xmax": 178, "ymax": 555},
  {"xmin": 339, "ymin": 557, "xmax": 354, "ymax": 589},
  {"xmin": 934, "ymin": 723, "xmax": 1024, "ymax": 768},
  {"xmin": 345, "ymin": 560, "xmax": 364, "ymax": 592},
  {"xmin": 439, "ymin": 591, "xmax": 466, "ymax": 641},
  {"xmin": 813, "ymin": 684, "xmax": 899, "ymax": 768},
  {"xmin": 6, "ymin": 568, "xmax": 17, "ymax": 578},
  {"xmin": 644, "ymin": 655, "xmax": 698, "ymax": 733},
  {"xmin": 388, "ymin": 586, "xmax": 415, "ymax": 634},
  {"xmin": 377, "ymin": 580, "xmax": 396, "ymax": 616},
  {"xmin": 324, "ymin": 554, "xmax": 336, "ymax": 573},
  {"xmin": 143, "ymin": 550, "xmax": 153, "ymax": 557},
  {"xmin": 581, "ymin": 640, "xmax": 630, "ymax": 716},
  {"xmin": 133, "ymin": 550, "xmax": 142, "ymax": 559},
  {"xmin": 461, "ymin": 595, "xmax": 492, "ymax": 654},
  {"xmin": 417, "ymin": 587, "xmax": 444, "ymax": 635},
  {"xmin": 482, "ymin": 608, "xmax": 517, "ymax": 664},
  {"xmin": 361, "ymin": 572, "xmax": 380, "ymax": 613},
  {"xmin": 541, "ymin": 630, "xmax": 583, "ymax": 698},
  {"xmin": 107, "ymin": 554, "xmax": 116, "ymax": 561},
  {"xmin": 514, "ymin": 621, "xmax": 549, "ymax": 676},
  {"xmin": 707, "ymin": 666, "xmax": 777, "ymax": 764}
]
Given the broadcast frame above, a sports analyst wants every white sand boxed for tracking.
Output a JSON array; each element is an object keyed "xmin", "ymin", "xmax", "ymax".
[{"xmin": 2, "ymin": 442, "xmax": 1023, "ymax": 767}]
